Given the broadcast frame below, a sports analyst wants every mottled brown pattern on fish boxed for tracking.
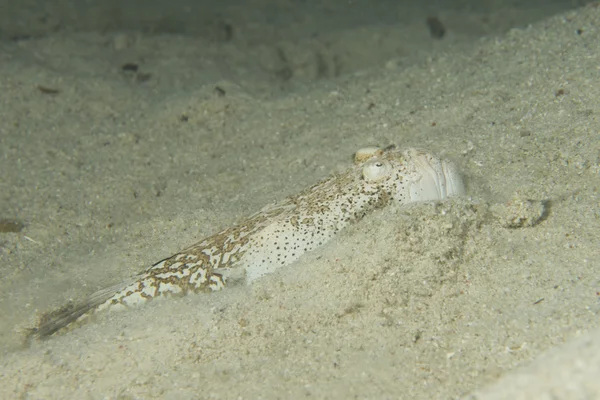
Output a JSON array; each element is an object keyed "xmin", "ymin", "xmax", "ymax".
[{"xmin": 28, "ymin": 146, "xmax": 465, "ymax": 339}]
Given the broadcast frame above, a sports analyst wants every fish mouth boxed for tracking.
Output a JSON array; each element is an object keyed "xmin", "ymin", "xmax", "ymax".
[{"xmin": 404, "ymin": 148, "xmax": 466, "ymax": 202}]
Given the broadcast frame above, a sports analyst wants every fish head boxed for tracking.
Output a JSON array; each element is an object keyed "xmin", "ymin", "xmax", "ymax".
[{"xmin": 356, "ymin": 146, "xmax": 466, "ymax": 203}]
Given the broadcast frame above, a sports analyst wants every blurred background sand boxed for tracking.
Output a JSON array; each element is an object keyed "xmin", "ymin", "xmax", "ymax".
[{"xmin": 0, "ymin": 0, "xmax": 599, "ymax": 398}]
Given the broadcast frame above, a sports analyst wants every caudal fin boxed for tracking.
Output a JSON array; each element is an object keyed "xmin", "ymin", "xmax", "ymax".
[{"xmin": 26, "ymin": 277, "xmax": 140, "ymax": 340}]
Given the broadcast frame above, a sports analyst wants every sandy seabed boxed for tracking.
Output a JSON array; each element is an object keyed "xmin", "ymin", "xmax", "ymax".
[{"xmin": 0, "ymin": 1, "xmax": 599, "ymax": 399}]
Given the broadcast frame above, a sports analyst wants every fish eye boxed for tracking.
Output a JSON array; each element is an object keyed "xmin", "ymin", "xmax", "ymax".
[{"xmin": 362, "ymin": 159, "xmax": 392, "ymax": 181}]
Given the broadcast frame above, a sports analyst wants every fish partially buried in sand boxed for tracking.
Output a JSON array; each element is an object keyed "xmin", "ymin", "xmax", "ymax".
[{"xmin": 29, "ymin": 145, "xmax": 465, "ymax": 339}]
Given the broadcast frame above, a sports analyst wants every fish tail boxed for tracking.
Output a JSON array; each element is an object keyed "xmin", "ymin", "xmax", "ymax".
[
  {"xmin": 26, "ymin": 277, "xmax": 143, "ymax": 340},
  {"xmin": 26, "ymin": 256, "xmax": 229, "ymax": 339}
]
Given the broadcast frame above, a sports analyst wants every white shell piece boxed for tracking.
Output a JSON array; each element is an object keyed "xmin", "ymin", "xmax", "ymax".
[
  {"xmin": 354, "ymin": 146, "xmax": 383, "ymax": 164},
  {"xmin": 362, "ymin": 159, "xmax": 392, "ymax": 182}
]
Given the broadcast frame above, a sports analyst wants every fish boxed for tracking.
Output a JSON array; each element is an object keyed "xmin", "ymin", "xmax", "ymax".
[{"xmin": 28, "ymin": 145, "xmax": 465, "ymax": 339}]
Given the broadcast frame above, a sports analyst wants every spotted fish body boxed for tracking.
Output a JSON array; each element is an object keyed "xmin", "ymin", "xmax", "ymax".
[{"xmin": 31, "ymin": 146, "xmax": 465, "ymax": 338}]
